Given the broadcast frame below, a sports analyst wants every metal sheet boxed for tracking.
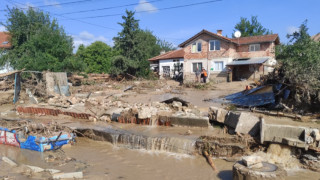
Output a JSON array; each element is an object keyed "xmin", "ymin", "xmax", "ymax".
[{"xmin": 227, "ymin": 57, "xmax": 269, "ymax": 66}]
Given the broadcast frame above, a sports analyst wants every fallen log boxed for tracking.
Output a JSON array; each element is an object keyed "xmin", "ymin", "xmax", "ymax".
[{"xmin": 203, "ymin": 150, "xmax": 217, "ymax": 171}]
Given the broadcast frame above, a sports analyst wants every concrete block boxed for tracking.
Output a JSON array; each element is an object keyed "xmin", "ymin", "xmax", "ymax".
[
  {"xmin": 234, "ymin": 112, "xmax": 260, "ymax": 136},
  {"xmin": 26, "ymin": 165, "xmax": 45, "ymax": 173},
  {"xmin": 209, "ymin": 106, "xmax": 228, "ymax": 123},
  {"xmin": 242, "ymin": 155, "xmax": 263, "ymax": 167},
  {"xmin": 46, "ymin": 169, "xmax": 61, "ymax": 174},
  {"xmin": 260, "ymin": 119, "xmax": 307, "ymax": 148},
  {"xmin": 224, "ymin": 111, "xmax": 240, "ymax": 129},
  {"xmin": 2, "ymin": 157, "xmax": 17, "ymax": 167},
  {"xmin": 169, "ymin": 115, "xmax": 210, "ymax": 128}
]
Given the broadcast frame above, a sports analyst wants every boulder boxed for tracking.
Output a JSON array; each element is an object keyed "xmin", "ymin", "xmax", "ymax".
[{"xmin": 209, "ymin": 106, "xmax": 228, "ymax": 123}]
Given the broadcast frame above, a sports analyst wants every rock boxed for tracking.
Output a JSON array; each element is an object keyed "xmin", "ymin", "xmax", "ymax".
[
  {"xmin": 46, "ymin": 169, "xmax": 61, "ymax": 174},
  {"xmin": 88, "ymin": 116, "xmax": 97, "ymax": 122},
  {"xmin": 138, "ymin": 107, "xmax": 157, "ymax": 119},
  {"xmin": 311, "ymin": 129, "xmax": 320, "ymax": 141},
  {"xmin": 172, "ymin": 101, "xmax": 182, "ymax": 111},
  {"xmin": 100, "ymin": 115, "xmax": 111, "ymax": 122},
  {"xmin": 301, "ymin": 154, "xmax": 320, "ymax": 172},
  {"xmin": 242, "ymin": 155, "xmax": 263, "ymax": 167},
  {"xmin": 209, "ymin": 106, "xmax": 229, "ymax": 123},
  {"xmin": 2, "ymin": 157, "xmax": 18, "ymax": 167},
  {"xmin": 25, "ymin": 165, "xmax": 45, "ymax": 173},
  {"xmin": 52, "ymin": 172, "xmax": 83, "ymax": 179}
]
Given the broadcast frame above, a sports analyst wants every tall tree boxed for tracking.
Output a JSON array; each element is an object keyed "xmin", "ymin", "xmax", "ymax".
[
  {"xmin": 0, "ymin": 7, "xmax": 78, "ymax": 72},
  {"xmin": 113, "ymin": 10, "xmax": 140, "ymax": 61},
  {"xmin": 233, "ymin": 16, "xmax": 272, "ymax": 37},
  {"xmin": 76, "ymin": 41, "xmax": 116, "ymax": 73}
]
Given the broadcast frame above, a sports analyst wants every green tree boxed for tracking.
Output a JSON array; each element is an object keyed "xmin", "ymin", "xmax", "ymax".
[
  {"xmin": 276, "ymin": 20, "xmax": 320, "ymax": 110},
  {"xmin": 233, "ymin": 16, "xmax": 272, "ymax": 37},
  {"xmin": 157, "ymin": 39, "xmax": 176, "ymax": 52},
  {"xmin": 0, "ymin": 7, "xmax": 79, "ymax": 72},
  {"xmin": 113, "ymin": 10, "xmax": 140, "ymax": 61},
  {"xmin": 77, "ymin": 41, "xmax": 116, "ymax": 73}
]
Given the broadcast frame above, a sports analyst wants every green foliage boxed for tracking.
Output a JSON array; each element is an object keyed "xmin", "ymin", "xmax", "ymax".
[
  {"xmin": 0, "ymin": 7, "xmax": 78, "ymax": 72},
  {"xmin": 76, "ymin": 41, "xmax": 116, "ymax": 73},
  {"xmin": 276, "ymin": 20, "xmax": 320, "ymax": 92},
  {"xmin": 157, "ymin": 39, "xmax": 176, "ymax": 52},
  {"xmin": 233, "ymin": 16, "xmax": 272, "ymax": 37},
  {"xmin": 113, "ymin": 10, "xmax": 176, "ymax": 78}
]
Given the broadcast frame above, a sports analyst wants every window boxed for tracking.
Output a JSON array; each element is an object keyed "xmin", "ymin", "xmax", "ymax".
[
  {"xmin": 192, "ymin": 63, "xmax": 202, "ymax": 72},
  {"xmin": 191, "ymin": 42, "xmax": 202, "ymax": 53},
  {"xmin": 214, "ymin": 61, "xmax": 224, "ymax": 71},
  {"xmin": 2, "ymin": 41, "xmax": 9, "ymax": 45},
  {"xmin": 249, "ymin": 44, "xmax": 260, "ymax": 51},
  {"xmin": 209, "ymin": 40, "xmax": 220, "ymax": 51}
]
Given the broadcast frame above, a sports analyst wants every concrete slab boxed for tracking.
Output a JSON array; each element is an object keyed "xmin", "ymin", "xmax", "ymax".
[
  {"xmin": 209, "ymin": 106, "xmax": 228, "ymax": 123},
  {"xmin": 234, "ymin": 112, "xmax": 260, "ymax": 136},
  {"xmin": 168, "ymin": 115, "xmax": 210, "ymax": 128}
]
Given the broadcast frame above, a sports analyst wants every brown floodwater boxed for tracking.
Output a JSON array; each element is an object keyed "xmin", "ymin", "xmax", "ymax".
[{"xmin": 0, "ymin": 137, "xmax": 319, "ymax": 180}]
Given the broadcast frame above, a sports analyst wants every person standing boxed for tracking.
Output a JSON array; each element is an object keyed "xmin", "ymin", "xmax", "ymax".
[
  {"xmin": 201, "ymin": 68, "xmax": 207, "ymax": 83},
  {"xmin": 195, "ymin": 67, "xmax": 200, "ymax": 83}
]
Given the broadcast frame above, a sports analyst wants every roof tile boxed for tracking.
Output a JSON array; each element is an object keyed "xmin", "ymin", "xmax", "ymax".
[{"xmin": 148, "ymin": 49, "xmax": 184, "ymax": 61}]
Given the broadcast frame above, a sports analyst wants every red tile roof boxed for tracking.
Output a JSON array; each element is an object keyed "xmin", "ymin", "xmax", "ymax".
[
  {"xmin": 178, "ymin": 29, "xmax": 280, "ymax": 47},
  {"xmin": 231, "ymin": 34, "xmax": 280, "ymax": 45},
  {"xmin": 148, "ymin": 49, "xmax": 184, "ymax": 61},
  {"xmin": 179, "ymin": 29, "xmax": 232, "ymax": 47},
  {"xmin": 0, "ymin": 32, "xmax": 11, "ymax": 49}
]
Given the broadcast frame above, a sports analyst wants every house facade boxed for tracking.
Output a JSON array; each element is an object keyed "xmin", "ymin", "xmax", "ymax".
[
  {"xmin": 149, "ymin": 49, "xmax": 184, "ymax": 78},
  {"xmin": 149, "ymin": 29, "xmax": 280, "ymax": 82},
  {"xmin": 179, "ymin": 29, "xmax": 279, "ymax": 82}
]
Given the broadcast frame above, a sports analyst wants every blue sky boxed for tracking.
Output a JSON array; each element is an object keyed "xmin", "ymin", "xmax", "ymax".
[{"xmin": 0, "ymin": 0, "xmax": 319, "ymax": 52}]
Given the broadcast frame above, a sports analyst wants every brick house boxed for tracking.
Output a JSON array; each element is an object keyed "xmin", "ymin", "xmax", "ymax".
[
  {"xmin": 149, "ymin": 29, "xmax": 280, "ymax": 82},
  {"xmin": 0, "ymin": 31, "xmax": 13, "ymax": 73}
]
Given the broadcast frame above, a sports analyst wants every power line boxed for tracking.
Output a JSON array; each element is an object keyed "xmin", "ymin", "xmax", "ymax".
[
  {"xmin": 0, "ymin": 0, "xmax": 93, "ymax": 11},
  {"xmin": 70, "ymin": 0, "xmax": 223, "ymax": 20},
  {"xmin": 59, "ymin": 0, "xmax": 164, "ymax": 15},
  {"xmin": 4, "ymin": 0, "xmax": 119, "ymax": 31}
]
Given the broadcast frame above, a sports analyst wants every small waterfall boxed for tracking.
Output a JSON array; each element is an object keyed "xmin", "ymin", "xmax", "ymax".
[{"xmin": 110, "ymin": 134, "xmax": 196, "ymax": 155}]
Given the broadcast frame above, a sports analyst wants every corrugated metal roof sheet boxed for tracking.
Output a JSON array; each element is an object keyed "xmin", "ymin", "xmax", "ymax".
[{"xmin": 227, "ymin": 57, "xmax": 269, "ymax": 66}]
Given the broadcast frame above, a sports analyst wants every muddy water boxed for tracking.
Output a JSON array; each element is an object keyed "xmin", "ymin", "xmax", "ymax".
[{"xmin": 0, "ymin": 138, "xmax": 319, "ymax": 180}]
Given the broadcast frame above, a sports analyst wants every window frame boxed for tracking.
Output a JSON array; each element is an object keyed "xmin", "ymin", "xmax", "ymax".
[
  {"xmin": 192, "ymin": 62, "xmax": 203, "ymax": 73},
  {"xmin": 213, "ymin": 61, "xmax": 224, "ymax": 71},
  {"xmin": 209, "ymin": 40, "xmax": 221, "ymax": 51},
  {"xmin": 191, "ymin": 41, "xmax": 202, "ymax": 53},
  {"xmin": 249, "ymin": 44, "xmax": 261, "ymax": 52}
]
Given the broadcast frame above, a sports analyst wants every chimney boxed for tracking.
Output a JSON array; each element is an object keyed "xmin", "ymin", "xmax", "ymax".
[
  {"xmin": 217, "ymin": 29, "xmax": 223, "ymax": 36},
  {"xmin": 160, "ymin": 50, "xmax": 166, "ymax": 55}
]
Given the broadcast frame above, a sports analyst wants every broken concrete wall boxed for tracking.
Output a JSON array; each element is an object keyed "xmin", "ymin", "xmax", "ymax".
[
  {"xmin": 260, "ymin": 119, "xmax": 320, "ymax": 150},
  {"xmin": 46, "ymin": 72, "xmax": 70, "ymax": 96},
  {"xmin": 209, "ymin": 106, "xmax": 260, "ymax": 136}
]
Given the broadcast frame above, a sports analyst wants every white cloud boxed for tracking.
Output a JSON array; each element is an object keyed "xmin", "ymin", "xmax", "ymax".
[
  {"xmin": 134, "ymin": 0, "xmax": 158, "ymax": 13},
  {"xmin": 287, "ymin": 26, "xmax": 300, "ymax": 34},
  {"xmin": 0, "ymin": 26, "xmax": 6, "ymax": 32},
  {"xmin": 72, "ymin": 31, "xmax": 112, "ymax": 53},
  {"xmin": 44, "ymin": 0, "xmax": 61, "ymax": 8}
]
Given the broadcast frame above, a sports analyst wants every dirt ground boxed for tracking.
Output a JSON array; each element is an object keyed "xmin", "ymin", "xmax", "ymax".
[{"xmin": 0, "ymin": 79, "xmax": 320, "ymax": 179}]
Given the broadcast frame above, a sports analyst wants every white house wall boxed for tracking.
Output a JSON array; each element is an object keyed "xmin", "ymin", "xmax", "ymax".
[{"xmin": 159, "ymin": 58, "xmax": 184, "ymax": 78}]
